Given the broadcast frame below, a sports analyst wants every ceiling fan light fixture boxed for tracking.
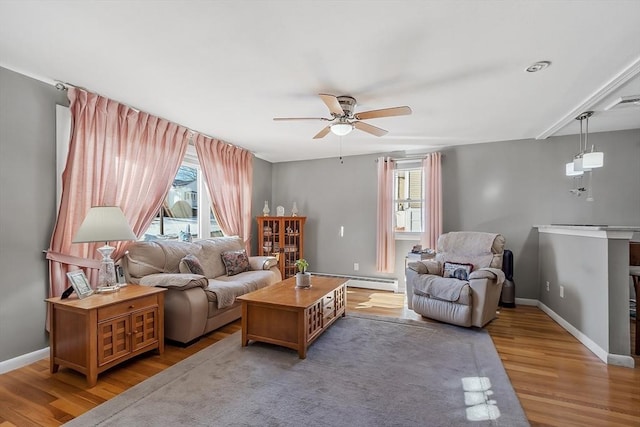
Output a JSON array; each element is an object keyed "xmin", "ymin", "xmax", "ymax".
[{"xmin": 330, "ymin": 122, "xmax": 353, "ymax": 136}]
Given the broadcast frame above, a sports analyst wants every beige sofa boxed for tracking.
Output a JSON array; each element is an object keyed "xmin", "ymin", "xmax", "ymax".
[
  {"xmin": 405, "ymin": 232, "xmax": 505, "ymax": 328},
  {"xmin": 122, "ymin": 236, "xmax": 281, "ymax": 344}
]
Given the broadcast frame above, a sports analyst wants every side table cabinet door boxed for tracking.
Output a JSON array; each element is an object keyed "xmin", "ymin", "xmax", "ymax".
[
  {"xmin": 98, "ymin": 316, "xmax": 131, "ymax": 366},
  {"xmin": 132, "ymin": 307, "xmax": 160, "ymax": 351}
]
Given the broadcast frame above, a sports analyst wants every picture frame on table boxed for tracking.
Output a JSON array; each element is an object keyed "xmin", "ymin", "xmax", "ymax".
[{"xmin": 66, "ymin": 270, "xmax": 94, "ymax": 299}]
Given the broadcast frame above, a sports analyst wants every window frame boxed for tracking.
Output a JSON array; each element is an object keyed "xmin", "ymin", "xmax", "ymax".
[
  {"xmin": 144, "ymin": 144, "xmax": 220, "ymax": 240},
  {"xmin": 393, "ymin": 162, "xmax": 424, "ymax": 241}
]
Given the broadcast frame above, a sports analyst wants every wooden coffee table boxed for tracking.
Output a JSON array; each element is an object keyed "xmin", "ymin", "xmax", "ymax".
[{"xmin": 237, "ymin": 276, "xmax": 347, "ymax": 358}]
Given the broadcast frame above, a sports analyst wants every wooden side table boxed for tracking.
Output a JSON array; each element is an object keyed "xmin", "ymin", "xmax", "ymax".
[{"xmin": 46, "ymin": 284, "xmax": 166, "ymax": 387}]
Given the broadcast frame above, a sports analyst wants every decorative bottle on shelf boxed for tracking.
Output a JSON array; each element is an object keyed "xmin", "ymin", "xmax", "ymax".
[
  {"xmin": 291, "ymin": 202, "xmax": 298, "ymax": 217},
  {"xmin": 263, "ymin": 201, "xmax": 270, "ymax": 216}
]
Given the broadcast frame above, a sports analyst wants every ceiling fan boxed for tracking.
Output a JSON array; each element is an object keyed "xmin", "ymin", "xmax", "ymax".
[{"xmin": 273, "ymin": 94, "xmax": 412, "ymax": 139}]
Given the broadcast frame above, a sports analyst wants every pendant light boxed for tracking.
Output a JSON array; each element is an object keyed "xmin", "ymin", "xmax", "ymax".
[{"xmin": 572, "ymin": 111, "xmax": 603, "ymax": 172}]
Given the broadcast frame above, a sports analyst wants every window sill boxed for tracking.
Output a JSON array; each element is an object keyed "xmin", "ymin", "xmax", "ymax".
[{"xmin": 394, "ymin": 232, "xmax": 422, "ymax": 241}]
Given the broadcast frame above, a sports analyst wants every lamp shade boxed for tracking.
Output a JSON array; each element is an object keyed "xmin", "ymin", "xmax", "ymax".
[
  {"xmin": 73, "ymin": 206, "xmax": 137, "ymax": 243},
  {"xmin": 572, "ymin": 157, "xmax": 591, "ymax": 173},
  {"xmin": 565, "ymin": 162, "xmax": 583, "ymax": 176},
  {"xmin": 582, "ymin": 151, "xmax": 604, "ymax": 169},
  {"xmin": 330, "ymin": 122, "xmax": 353, "ymax": 136}
]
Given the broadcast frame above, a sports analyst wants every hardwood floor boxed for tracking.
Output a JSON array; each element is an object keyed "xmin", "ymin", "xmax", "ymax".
[{"xmin": 1, "ymin": 288, "xmax": 638, "ymax": 426}]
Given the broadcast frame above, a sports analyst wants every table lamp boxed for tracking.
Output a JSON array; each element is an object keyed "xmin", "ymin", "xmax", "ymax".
[{"xmin": 73, "ymin": 206, "xmax": 137, "ymax": 292}]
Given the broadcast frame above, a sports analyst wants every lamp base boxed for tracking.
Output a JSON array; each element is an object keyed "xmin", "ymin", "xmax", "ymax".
[{"xmin": 97, "ymin": 244, "xmax": 119, "ymax": 292}]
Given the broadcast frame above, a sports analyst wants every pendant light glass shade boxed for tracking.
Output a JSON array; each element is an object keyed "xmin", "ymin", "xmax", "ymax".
[
  {"xmin": 572, "ymin": 157, "xmax": 590, "ymax": 172},
  {"xmin": 566, "ymin": 162, "xmax": 583, "ymax": 176},
  {"xmin": 582, "ymin": 151, "xmax": 604, "ymax": 168}
]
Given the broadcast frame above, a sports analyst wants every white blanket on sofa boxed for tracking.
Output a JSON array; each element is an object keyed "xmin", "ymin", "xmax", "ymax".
[
  {"xmin": 206, "ymin": 280, "xmax": 260, "ymax": 309},
  {"xmin": 412, "ymin": 275, "xmax": 468, "ymax": 302}
]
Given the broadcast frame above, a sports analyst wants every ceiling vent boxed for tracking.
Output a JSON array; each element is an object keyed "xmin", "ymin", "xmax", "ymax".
[{"xmin": 604, "ymin": 95, "xmax": 640, "ymax": 111}]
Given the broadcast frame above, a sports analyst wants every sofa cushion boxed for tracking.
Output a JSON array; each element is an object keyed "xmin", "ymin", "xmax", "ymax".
[
  {"xmin": 196, "ymin": 236, "xmax": 244, "ymax": 278},
  {"xmin": 179, "ymin": 254, "xmax": 205, "ymax": 275},
  {"xmin": 123, "ymin": 240, "xmax": 200, "ymax": 282},
  {"xmin": 221, "ymin": 249, "xmax": 251, "ymax": 276}
]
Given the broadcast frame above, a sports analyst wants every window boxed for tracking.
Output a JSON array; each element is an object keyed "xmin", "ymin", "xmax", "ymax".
[
  {"xmin": 394, "ymin": 167, "xmax": 423, "ymax": 234},
  {"xmin": 143, "ymin": 147, "xmax": 221, "ymax": 241}
]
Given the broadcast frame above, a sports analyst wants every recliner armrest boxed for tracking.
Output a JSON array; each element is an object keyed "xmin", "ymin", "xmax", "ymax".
[
  {"xmin": 407, "ymin": 260, "xmax": 441, "ymax": 275},
  {"xmin": 469, "ymin": 267, "xmax": 505, "ymax": 285},
  {"xmin": 407, "ymin": 261, "xmax": 427, "ymax": 274}
]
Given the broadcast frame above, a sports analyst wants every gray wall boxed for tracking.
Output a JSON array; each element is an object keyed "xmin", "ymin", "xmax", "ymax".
[
  {"xmin": 538, "ymin": 232, "xmax": 632, "ymax": 356},
  {"xmin": 273, "ymin": 128, "xmax": 640, "ymax": 300},
  {"xmin": 0, "ymin": 67, "xmax": 68, "ymax": 362},
  {"xmin": 271, "ymin": 154, "xmax": 413, "ymax": 285}
]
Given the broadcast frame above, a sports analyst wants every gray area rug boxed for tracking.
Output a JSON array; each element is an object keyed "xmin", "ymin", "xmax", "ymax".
[{"xmin": 66, "ymin": 314, "xmax": 529, "ymax": 426}]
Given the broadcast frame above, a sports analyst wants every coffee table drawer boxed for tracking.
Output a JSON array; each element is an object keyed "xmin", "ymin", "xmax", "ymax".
[
  {"xmin": 323, "ymin": 293, "xmax": 335, "ymax": 306},
  {"xmin": 323, "ymin": 306, "xmax": 335, "ymax": 325}
]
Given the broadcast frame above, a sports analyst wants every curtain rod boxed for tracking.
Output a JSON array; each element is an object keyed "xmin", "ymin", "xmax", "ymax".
[
  {"xmin": 375, "ymin": 153, "xmax": 444, "ymax": 162},
  {"xmin": 54, "ymin": 81, "xmax": 252, "ymax": 153}
]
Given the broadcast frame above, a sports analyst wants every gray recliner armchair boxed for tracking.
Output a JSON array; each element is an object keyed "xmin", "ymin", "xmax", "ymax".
[{"xmin": 405, "ymin": 231, "xmax": 506, "ymax": 327}]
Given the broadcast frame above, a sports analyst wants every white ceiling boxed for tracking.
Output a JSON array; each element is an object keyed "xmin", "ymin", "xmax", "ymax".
[{"xmin": 1, "ymin": 1, "xmax": 639, "ymax": 163}]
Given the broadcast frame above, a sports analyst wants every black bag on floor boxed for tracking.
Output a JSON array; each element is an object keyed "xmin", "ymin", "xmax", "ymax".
[{"xmin": 500, "ymin": 249, "xmax": 516, "ymax": 308}]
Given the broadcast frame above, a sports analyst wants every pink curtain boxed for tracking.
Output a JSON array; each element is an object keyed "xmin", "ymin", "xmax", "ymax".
[
  {"xmin": 420, "ymin": 152, "xmax": 443, "ymax": 250},
  {"xmin": 194, "ymin": 134, "xmax": 253, "ymax": 251},
  {"xmin": 376, "ymin": 157, "xmax": 395, "ymax": 273},
  {"xmin": 46, "ymin": 88, "xmax": 190, "ymax": 297}
]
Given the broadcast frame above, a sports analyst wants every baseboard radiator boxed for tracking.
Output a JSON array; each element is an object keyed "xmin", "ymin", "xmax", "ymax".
[{"xmin": 309, "ymin": 272, "xmax": 398, "ymax": 292}]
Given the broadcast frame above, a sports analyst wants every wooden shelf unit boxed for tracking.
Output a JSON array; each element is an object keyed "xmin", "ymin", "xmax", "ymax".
[
  {"xmin": 46, "ymin": 284, "xmax": 166, "ymax": 387},
  {"xmin": 257, "ymin": 216, "xmax": 306, "ymax": 279}
]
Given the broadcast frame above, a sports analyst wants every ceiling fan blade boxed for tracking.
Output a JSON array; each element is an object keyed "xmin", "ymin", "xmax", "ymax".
[
  {"xmin": 273, "ymin": 117, "xmax": 328, "ymax": 121},
  {"xmin": 319, "ymin": 93, "xmax": 344, "ymax": 116},
  {"xmin": 354, "ymin": 106, "xmax": 412, "ymax": 120},
  {"xmin": 353, "ymin": 121, "xmax": 388, "ymax": 137},
  {"xmin": 313, "ymin": 126, "xmax": 331, "ymax": 139}
]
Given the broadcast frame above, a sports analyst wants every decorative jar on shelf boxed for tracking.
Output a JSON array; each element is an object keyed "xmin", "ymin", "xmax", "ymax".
[{"xmin": 263, "ymin": 201, "xmax": 270, "ymax": 216}]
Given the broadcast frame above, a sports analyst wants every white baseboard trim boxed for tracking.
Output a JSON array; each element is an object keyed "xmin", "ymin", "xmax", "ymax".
[
  {"xmin": 514, "ymin": 298, "xmax": 538, "ymax": 306},
  {"xmin": 0, "ymin": 347, "xmax": 49, "ymax": 374},
  {"xmin": 537, "ymin": 302, "xmax": 635, "ymax": 368}
]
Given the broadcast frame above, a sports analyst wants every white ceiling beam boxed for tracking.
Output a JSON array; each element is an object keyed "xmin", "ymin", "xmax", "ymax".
[{"xmin": 536, "ymin": 56, "xmax": 640, "ymax": 140}]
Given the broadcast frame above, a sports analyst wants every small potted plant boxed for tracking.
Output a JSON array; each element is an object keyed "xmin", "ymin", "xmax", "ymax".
[{"xmin": 294, "ymin": 258, "xmax": 311, "ymax": 288}]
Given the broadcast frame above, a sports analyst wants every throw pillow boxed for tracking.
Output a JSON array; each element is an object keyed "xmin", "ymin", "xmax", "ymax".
[
  {"xmin": 179, "ymin": 254, "xmax": 205, "ymax": 276},
  {"xmin": 443, "ymin": 261, "xmax": 473, "ymax": 278},
  {"xmin": 451, "ymin": 267, "xmax": 469, "ymax": 281},
  {"xmin": 221, "ymin": 249, "xmax": 250, "ymax": 276}
]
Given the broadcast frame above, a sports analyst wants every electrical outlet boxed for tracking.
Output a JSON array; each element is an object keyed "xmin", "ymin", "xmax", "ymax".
[
  {"xmin": 560, "ymin": 285, "xmax": 564, "ymax": 298},
  {"xmin": 546, "ymin": 281, "xmax": 550, "ymax": 292},
  {"xmin": 354, "ymin": 263, "xmax": 359, "ymax": 271}
]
